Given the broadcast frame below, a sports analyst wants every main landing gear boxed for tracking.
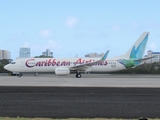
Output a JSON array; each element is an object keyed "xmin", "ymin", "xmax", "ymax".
[{"xmin": 76, "ymin": 73, "xmax": 81, "ymax": 78}]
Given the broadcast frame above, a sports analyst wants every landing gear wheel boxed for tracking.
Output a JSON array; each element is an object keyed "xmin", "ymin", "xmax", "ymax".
[{"xmin": 76, "ymin": 73, "xmax": 81, "ymax": 78}]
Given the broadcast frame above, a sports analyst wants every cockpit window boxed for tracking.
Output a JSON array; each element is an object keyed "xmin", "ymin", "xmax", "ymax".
[{"xmin": 11, "ymin": 62, "xmax": 16, "ymax": 64}]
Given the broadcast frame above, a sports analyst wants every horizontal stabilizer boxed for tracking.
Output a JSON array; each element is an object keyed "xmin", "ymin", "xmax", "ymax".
[{"xmin": 134, "ymin": 56, "xmax": 154, "ymax": 62}]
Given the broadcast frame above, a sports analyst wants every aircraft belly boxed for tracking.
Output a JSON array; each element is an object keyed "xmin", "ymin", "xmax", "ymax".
[
  {"xmin": 89, "ymin": 64, "xmax": 126, "ymax": 72},
  {"xmin": 32, "ymin": 66, "xmax": 55, "ymax": 72},
  {"xmin": 18, "ymin": 66, "xmax": 54, "ymax": 72}
]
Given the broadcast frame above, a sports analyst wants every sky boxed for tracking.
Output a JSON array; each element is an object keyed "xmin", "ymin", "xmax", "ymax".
[{"xmin": 0, "ymin": 0, "xmax": 160, "ymax": 60}]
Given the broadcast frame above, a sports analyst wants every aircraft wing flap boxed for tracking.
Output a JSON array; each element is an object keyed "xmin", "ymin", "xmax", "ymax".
[
  {"xmin": 70, "ymin": 61, "xmax": 97, "ymax": 70},
  {"xmin": 70, "ymin": 60, "xmax": 102, "ymax": 71},
  {"xmin": 70, "ymin": 50, "xmax": 109, "ymax": 71}
]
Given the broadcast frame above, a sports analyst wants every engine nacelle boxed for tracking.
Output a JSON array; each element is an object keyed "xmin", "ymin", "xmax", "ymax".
[{"xmin": 55, "ymin": 67, "xmax": 70, "ymax": 75}]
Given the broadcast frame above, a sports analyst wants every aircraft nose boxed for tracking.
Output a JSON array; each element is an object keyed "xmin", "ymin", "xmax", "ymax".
[{"xmin": 4, "ymin": 64, "xmax": 10, "ymax": 71}]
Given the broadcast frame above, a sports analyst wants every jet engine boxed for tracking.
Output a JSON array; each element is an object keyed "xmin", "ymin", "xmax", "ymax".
[{"xmin": 55, "ymin": 67, "xmax": 70, "ymax": 75}]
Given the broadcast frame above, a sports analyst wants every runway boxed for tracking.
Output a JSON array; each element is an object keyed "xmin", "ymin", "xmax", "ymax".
[
  {"xmin": 0, "ymin": 74, "xmax": 160, "ymax": 87},
  {"xmin": 0, "ymin": 74, "xmax": 160, "ymax": 118}
]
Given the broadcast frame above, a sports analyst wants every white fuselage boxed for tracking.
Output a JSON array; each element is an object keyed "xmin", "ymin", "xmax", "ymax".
[{"xmin": 4, "ymin": 57, "xmax": 126, "ymax": 73}]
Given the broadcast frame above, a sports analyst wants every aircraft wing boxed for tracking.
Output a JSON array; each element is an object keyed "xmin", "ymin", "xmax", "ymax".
[{"xmin": 70, "ymin": 50, "xmax": 109, "ymax": 71}]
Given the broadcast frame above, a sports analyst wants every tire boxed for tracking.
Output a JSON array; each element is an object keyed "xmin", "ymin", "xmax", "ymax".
[{"xmin": 77, "ymin": 74, "xmax": 81, "ymax": 78}]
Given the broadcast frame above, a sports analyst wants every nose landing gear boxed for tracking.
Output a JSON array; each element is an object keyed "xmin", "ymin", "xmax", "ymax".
[{"xmin": 17, "ymin": 73, "xmax": 22, "ymax": 77}]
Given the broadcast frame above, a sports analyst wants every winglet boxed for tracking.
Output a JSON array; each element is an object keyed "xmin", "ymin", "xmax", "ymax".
[{"xmin": 101, "ymin": 50, "xmax": 109, "ymax": 61}]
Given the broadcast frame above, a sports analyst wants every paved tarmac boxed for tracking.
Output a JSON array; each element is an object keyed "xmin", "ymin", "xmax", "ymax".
[
  {"xmin": 0, "ymin": 86, "xmax": 160, "ymax": 118},
  {"xmin": 0, "ymin": 74, "xmax": 160, "ymax": 118},
  {"xmin": 0, "ymin": 74, "xmax": 160, "ymax": 87}
]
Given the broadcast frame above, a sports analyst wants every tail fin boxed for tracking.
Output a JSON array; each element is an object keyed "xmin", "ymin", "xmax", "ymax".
[{"xmin": 115, "ymin": 32, "xmax": 149, "ymax": 59}]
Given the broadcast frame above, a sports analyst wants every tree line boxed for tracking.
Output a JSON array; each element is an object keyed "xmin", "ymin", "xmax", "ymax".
[
  {"xmin": 117, "ymin": 62, "xmax": 160, "ymax": 74},
  {"xmin": 0, "ymin": 59, "xmax": 10, "ymax": 73}
]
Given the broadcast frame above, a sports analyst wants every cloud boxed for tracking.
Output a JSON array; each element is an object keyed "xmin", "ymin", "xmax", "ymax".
[
  {"xmin": 149, "ymin": 42, "xmax": 157, "ymax": 51},
  {"xmin": 30, "ymin": 39, "xmax": 62, "ymax": 51},
  {"xmin": 22, "ymin": 42, "xmax": 30, "ymax": 47},
  {"xmin": 112, "ymin": 24, "xmax": 121, "ymax": 31},
  {"xmin": 32, "ymin": 40, "xmax": 62, "ymax": 51},
  {"xmin": 45, "ymin": 39, "xmax": 62, "ymax": 50},
  {"xmin": 39, "ymin": 29, "xmax": 53, "ymax": 37},
  {"xmin": 66, "ymin": 17, "xmax": 78, "ymax": 28},
  {"xmin": 21, "ymin": 39, "xmax": 62, "ymax": 57},
  {"xmin": 131, "ymin": 22, "xmax": 138, "ymax": 28}
]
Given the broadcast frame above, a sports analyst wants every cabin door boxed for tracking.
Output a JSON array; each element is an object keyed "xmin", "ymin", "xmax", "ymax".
[{"xmin": 21, "ymin": 60, "xmax": 25, "ymax": 68}]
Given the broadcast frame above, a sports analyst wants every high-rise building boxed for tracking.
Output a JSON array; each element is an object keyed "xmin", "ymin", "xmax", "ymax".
[
  {"xmin": 0, "ymin": 50, "xmax": 11, "ymax": 59},
  {"xmin": 42, "ymin": 49, "xmax": 53, "ymax": 57},
  {"xmin": 145, "ymin": 50, "xmax": 160, "ymax": 63},
  {"xmin": 19, "ymin": 47, "xmax": 30, "ymax": 58},
  {"xmin": 85, "ymin": 52, "xmax": 104, "ymax": 58}
]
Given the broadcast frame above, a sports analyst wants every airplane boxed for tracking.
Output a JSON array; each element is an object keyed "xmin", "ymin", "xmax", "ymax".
[{"xmin": 4, "ymin": 32, "xmax": 151, "ymax": 78}]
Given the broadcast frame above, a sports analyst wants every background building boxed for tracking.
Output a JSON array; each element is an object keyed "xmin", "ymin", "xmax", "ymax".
[
  {"xmin": 0, "ymin": 50, "xmax": 11, "ymax": 59},
  {"xmin": 19, "ymin": 47, "xmax": 30, "ymax": 58},
  {"xmin": 145, "ymin": 50, "xmax": 160, "ymax": 63},
  {"xmin": 42, "ymin": 49, "xmax": 53, "ymax": 57},
  {"xmin": 85, "ymin": 52, "xmax": 104, "ymax": 58}
]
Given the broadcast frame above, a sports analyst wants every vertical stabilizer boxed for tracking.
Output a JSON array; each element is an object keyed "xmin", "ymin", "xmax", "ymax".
[{"xmin": 115, "ymin": 32, "xmax": 149, "ymax": 59}]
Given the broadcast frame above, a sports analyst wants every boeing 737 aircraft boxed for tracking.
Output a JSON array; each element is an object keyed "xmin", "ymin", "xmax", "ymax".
[{"xmin": 4, "ymin": 32, "xmax": 152, "ymax": 78}]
